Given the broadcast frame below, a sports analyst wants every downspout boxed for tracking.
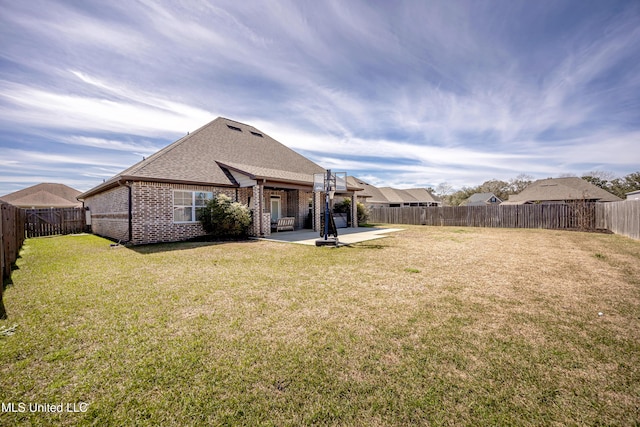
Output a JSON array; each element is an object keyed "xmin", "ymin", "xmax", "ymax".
[
  {"xmin": 128, "ymin": 183, "xmax": 132, "ymax": 243},
  {"xmin": 260, "ymin": 179, "xmax": 266, "ymax": 237}
]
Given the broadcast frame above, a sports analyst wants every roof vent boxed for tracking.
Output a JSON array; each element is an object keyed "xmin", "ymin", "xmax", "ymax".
[
  {"xmin": 250, "ymin": 131, "xmax": 263, "ymax": 138},
  {"xmin": 227, "ymin": 125, "xmax": 242, "ymax": 132}
]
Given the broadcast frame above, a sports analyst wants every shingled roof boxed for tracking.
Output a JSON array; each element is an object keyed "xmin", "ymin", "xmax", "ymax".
[
  {"xmin": 461, "ymin": 192, "xmax": 502, "ymax": 206},
  {"xmin": 79, "ymin": 118, "xmax": 326, "ymax": 198},
  {"xmin": 0, "ymin": 183, "xmax": 82, "ymax": 208},
  {"xmin": 346, "ymin": 177, "xmax": 386, "ymax": 203},
  {"xmin": 505, "ymin": 177, "xmax": 622, "ymax": 204},
  {"xmin": 402, "ymin": 188, "xmax": 440, "ymax": 204},
  {"xmin": 378, "ymin": 187, "xmax": 414, "ymax": 204},
  {"xmin": 347, "ymin": 177, "xmax": 439, "ymax": 205}
]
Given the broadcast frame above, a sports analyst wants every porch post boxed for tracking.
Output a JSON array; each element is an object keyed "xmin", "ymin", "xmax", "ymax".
[
  {"xmin": 351, "ymin": 192, "xmax": 358, "ymax": 228},
  {"xmin": 251, "ymin": 183, "xmax": 263, "ymax": 237},
  {"xmin": 313, "ymin": 191, "xmax": 322, "ymax": 232}
]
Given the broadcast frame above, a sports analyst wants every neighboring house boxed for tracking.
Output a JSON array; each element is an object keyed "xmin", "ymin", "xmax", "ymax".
[
  {"xmin": 461, "ymin": 192, "xmax": 502, "ymax": 206},
  {"xmin": 377, "ymin": 187, "xmax": 440, "ymax": 207},
  {"xmin": 377, "ymin": 187, "xmax": 408, "ymax": 207},
  {"xmin": 503, "ymin": 177, "xmax": 622, "ymax": 205},
  {"xmin": 342, "ymin": 177, "xmax": 440, "ymax": 208},
  {"xmin": 626, "ymin": 190, "xmax": 640, "ymax": 200},
  {"xmin": 402, "ymin": 188, "xmax": 441, "ymax": 207},
  {"xmin": 0, "ymin": 183, "xmax": 82, "ymax": 208},
  {"xmin": 343, "ymin": 177, "xmax": 387, "ymax": 207},
  {"xmin": 77, "ymin": 117, "xmax": 360, "ymax": 245}
]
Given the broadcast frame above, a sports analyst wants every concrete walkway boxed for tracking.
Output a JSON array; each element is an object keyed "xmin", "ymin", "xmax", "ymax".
[{"xmin": 254, "ymin": 227, "xmax": 404, "ymax": 246}]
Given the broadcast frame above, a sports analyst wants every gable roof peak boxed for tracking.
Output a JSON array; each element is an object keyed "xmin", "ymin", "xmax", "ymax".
[{"xmin": 78, "ymin": 117, "xmax": 326, "ymax": 199}]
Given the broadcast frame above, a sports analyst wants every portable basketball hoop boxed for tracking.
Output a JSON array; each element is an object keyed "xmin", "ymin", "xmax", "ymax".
[{"xmin": 313, "ymin": 170, "xmax": 346, "ymax": 246}]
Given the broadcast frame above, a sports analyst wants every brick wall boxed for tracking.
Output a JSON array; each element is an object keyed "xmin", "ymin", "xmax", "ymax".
[
  {"xmin": 298, "ymin": 191, "xmax": 313, "ymax": 229},
  {"xmin": 86, "ymin": 181, "xmax": 314, "ymax": 244},
  {"xmin": 86, "ymin": 181, "xmax": 255, "ymax": 245},
  {"xmin": 84, "ymin": 185, "xmax": 130, "ymax": 242},
  {"xmin": 130, "ymin": 182, "xmax": 246, "ymax": 245},
  {"xmin": 263, "ymin": 189, "xmax": 313, "ymax": 230}
]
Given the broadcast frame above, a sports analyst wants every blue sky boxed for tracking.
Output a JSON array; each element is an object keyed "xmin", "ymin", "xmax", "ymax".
[{"xmin": 1, "ymin": 0, "xmax": 639, "ymax": 196}]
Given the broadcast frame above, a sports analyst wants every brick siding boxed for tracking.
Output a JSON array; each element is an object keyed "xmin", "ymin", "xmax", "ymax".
[
  {"xmin": 86, "ymin": 181, "xmax": 313, "ymax": 244},
  {"xmin": 85, "ymin": 182, "xmax": 250, "ymax": 245},
  {"xmin": 83, "ymin": 185, "xmax": 130, "ymax": 242}
]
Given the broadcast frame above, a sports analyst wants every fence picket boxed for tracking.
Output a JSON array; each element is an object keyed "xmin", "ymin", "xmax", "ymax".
[
  {"xmin": 1, "ymin": 203, "xmax": 26, "ymax": 319},
  {"xmin": 369, "ymin": 202, "xmax": 637, "ymax": 239},
  {"xmin": 25, "ymin": 208, "xmax": 85, "ymax": 238},
  {"xmin": 369, "ymin": 204, "xmax": 599, "ymax": 231},
  {"xmin": 596, "ymin": 201, "xmax": 640, "ymax": 240}
]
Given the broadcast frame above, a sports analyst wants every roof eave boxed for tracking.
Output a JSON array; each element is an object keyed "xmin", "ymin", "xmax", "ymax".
[{"xmin": 77, "ymin": 175, "xmax": 238, "ymax": 200}]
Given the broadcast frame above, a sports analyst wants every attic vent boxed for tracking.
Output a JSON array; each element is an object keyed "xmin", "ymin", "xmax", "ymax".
[
  {"xmin": 227, "ymin": 125, "xmax": 242, "ymax": 132},
  {"xmin": 250, "ymin": 131, "xmax": 263, "ymax": 138}
]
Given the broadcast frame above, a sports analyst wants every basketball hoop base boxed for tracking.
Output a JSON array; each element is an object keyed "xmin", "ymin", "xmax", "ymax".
[{"xmin": 315, "ymin": 238, "xmax": 339, "ymax": 247}]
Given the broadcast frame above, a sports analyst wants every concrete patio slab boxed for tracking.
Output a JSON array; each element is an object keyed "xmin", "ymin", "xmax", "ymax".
[{"xmin": 253, "ymin": 227, "xmax": 404, "ymax": 246}]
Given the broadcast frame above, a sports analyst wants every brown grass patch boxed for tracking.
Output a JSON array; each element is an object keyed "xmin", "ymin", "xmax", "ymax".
[{"xmin": 1, "ymin": 227, "xmax": 638, "ymax": 426}]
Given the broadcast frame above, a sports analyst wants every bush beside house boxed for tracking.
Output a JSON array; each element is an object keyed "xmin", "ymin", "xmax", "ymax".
[
  {"xmin": 198, "ymin": 194, "xmax": 252, "ymax": 238},
  {"xmin": 334, "ymin": 199, "xmax": 369, "ymax": 226}
]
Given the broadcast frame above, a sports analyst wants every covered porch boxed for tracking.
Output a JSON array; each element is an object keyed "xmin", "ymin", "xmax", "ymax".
[
  {"xmin": 249, "ymin": 182, "xmax": 360, "ymax": 237},
  {"xmin": 219, "ymin": 162, "xmax": 360, "ymax": 237}
]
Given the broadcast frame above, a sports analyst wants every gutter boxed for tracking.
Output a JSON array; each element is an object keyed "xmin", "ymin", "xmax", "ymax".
[{"xmin": 78, "ymin": 175, "xmax": 238, "ymax": 200}]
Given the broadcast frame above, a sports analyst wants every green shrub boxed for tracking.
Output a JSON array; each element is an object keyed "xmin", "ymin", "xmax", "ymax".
[
  {"xmin": 333, "ymin": 199, "xmax": 369, "ymax": 225},
  {"xmin": 198, "ymin": 194, "xmax": 252, "ymax": 238}
]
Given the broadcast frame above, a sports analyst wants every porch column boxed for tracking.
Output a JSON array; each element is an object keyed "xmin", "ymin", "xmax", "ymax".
[
  {"xmin": 313, "ymin": 191, "xmax": 322, "ymax": 232},
  {"xmin": 250, "ymin": 184, "xmax": 260, "ymax": 237},
  {"xmin": 251, "ymin": 183, "xmax": 270, "ymax": 237},
  {"xmin": 351, "ymin": 192, "xmax": 358, "ymax": 228}
]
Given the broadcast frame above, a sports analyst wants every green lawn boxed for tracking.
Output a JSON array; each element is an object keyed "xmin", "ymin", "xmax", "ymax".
[{"xmin": 1, "ymin": 227, "xmax": 639, "ymax": 426}]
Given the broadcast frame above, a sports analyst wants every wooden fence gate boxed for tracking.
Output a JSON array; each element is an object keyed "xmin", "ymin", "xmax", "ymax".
[{"xmin": 25, "ymin": 208, "xmax": 86, "ymax": 238}]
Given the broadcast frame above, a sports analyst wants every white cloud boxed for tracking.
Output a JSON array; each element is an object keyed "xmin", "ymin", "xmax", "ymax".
[
  {"xmin": 0, "ymin": 80, "xmax": 214, "ymax": 137},
  {"xmin": 62, "ymin": 136, "xmax": 162, "ymax": 155},
  {"xmin": 0, "ymin": 0, "xmax": 638, "ymax": 195}
]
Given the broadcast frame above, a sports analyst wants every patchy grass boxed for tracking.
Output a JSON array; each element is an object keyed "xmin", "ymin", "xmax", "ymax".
[{"xmin": 1, "ymin": 227, "xmax": 639, "ymax": 426}]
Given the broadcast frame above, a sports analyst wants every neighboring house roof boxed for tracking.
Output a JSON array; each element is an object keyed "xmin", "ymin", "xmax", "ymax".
[
  {"xmin": 79, "ymin": 118, "xmax": 327, "ymax": 199},
  {"xmin": 0, "ymin": 183, "xmax": 82, "ymax": 208},
  {"xmin": 505, "ymin": 177, "xmax": 622, "ymax": 204},
  {"xmin": 402, "ymin": 188, "xmax": 440, "ymax": 204},
  {"xmin": 378, "ymin": 187, "xmax": 411, "ymax": 204},
  {"xmin": 346, "ymin": 177, "xmax": 388, "ymax": 203},
  {"xmin": 347, "ymin": 177, "xmax": 440, "ymax": 205},
  {"xmin": 626, "ymin": 190, "xmax": 640, "ymax": 200},
  {"xmin": 462, "ymin": 192, "xmax": 502, "ymax": 206}
]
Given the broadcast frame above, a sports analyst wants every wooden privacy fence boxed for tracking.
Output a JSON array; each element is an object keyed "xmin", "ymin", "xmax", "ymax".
[
  {"xmin": 369, "ymin": 204, "xmax": 597, "ymax": 230},
  {"xmin": 596, "ymin": 201, "xmax": 640, "ymax": 240},
  {"xmin": 25, "ymin": 207, "xmax": 85, "ymax": 238},
  {"xmin": 1, "ymin": 203, "xmax": 26, "ymax": 319}
]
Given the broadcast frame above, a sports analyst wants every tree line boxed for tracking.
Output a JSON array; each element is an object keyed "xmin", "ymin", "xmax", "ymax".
[{"xmin": 432, "ymin": 171, "xmax": 640, "ymax": 206}]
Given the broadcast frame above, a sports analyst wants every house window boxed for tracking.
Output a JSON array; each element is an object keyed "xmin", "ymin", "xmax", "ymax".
[{"xmin": 173, "ymin": 191, "xmax": 213, "ymax": 222}]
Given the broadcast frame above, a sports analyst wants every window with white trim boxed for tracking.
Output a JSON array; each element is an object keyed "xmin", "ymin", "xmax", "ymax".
[{"xmin": 173, "ymin": 191, "xmax": 213, "ymax": 222}]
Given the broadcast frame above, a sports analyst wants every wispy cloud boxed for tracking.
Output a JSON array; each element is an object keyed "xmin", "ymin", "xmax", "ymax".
[
  {"xmin": 0, "ymin": 80, "xmax": 214, "ymax": 136},
  {"xmin": 0, "ymin": 0, "xmax": 639, "ymax": 195}
]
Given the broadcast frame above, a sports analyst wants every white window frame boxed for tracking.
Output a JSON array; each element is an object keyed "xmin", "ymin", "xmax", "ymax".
[{"xmin": 173, "ymin": 191, "xmax": 213, "ymax": 223}]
